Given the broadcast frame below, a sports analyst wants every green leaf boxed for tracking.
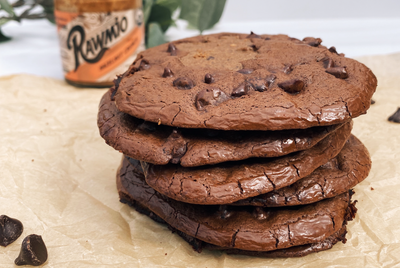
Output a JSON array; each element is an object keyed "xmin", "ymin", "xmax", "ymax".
[
  {"xmin": 179, "ymin": 0, "xmax": 226, "ymax": 33},
  {"xmin": 143, "ymin": 0, "xmax": 154, "ymax": 25},
  {"xmin": 147, "ymin": 22, "xmax": 165, "ymax": 48},
  {"xmin": 0, "ymin": 17, "xmax": 9, "ymax": 26},
  {"xmin": 147, "ymin": 4, "xmax": 173, "ymax": 33},
  {"xmin": 0, "ymin": 28, "xmax": 11, "ymax": 42},
  {"xmin": 155, "ymin": 0, "xmax": 180, "ymax": 13},
  {"xmin": 0, "ymin": 0, "xmax": 14, "ymax": 16}
]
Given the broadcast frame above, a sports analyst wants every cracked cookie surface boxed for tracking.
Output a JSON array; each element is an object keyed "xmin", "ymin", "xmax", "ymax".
[
  {"xmin": 114, "ymin": 33, "xmax": 377, "ymax": 131},
  {"xmin": 140, "ymin": 122, "xmax": 352, "ymax": 205},
  {"xmin": 117, "ymin": 157, "xmax": 355, "ymax": 252},
  {"xmin": 98, "ymin": 89, "xmax": 346, "ymax": 167}
]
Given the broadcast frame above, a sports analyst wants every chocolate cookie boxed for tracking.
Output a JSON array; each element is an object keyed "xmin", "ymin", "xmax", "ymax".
[
  {"xmin": 117, "ymin": 157, "xmax": 356, "ymax": 252},
  {"xmin": 98, "ymin": 89, "xmax": 346, "ymax": 167},
  {"xmin": 123, "ymin": 194, "xmax": 350, "ymax": 258},
  {"xmin": 141, "ymin": 122, "xmax": 352, "ymax": 205},
  {"xmin": 233, "ymin": 135, "xmax": 371, "ymax": 206},
  {"xmin": 114, "ymin": 33, "xmax": 377, "ymax": 131}
]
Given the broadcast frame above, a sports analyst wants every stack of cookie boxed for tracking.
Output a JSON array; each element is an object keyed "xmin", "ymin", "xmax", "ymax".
[{"xmin": 98, "ymin": 33, "xmax": 377, "ymax": 257}]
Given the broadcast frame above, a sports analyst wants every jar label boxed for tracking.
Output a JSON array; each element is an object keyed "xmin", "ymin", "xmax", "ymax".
[{"xmin": 55, "ymin": 9, "xmax": 144, "ymax": 84}]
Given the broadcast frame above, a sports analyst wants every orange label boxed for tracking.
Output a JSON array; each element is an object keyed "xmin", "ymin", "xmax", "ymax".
[{"xmin": 55, "ymin": 9, "xmax": 145, "ymax": 83}]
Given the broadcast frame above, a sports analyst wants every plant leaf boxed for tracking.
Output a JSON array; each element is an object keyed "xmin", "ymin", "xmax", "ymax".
[
  {"xmin": 0, "ymin": 28, "xmax": 11, "ymax": 42},
  {"xmin": 180, "ymin": 0, "xmax": 226, "ymax": 33},
  {"xmin": 155, "ymin": 0, "xmax": 180, "ymax": 13},
  {"xmin": 0, "ymin": 17, "xmax": 10, "ymax": 26},
  {"xmin": 143, "ymin": 0, "xmax": 154, "ymax": 25},
  {"xmin": 147, "ymin": 3, "xmax": 173, "ymax": 33},
  {"xmin": 0, "ymin": 0, "xmax": 15, "ymax": 16},
  {"xmin": 147, "ymin": 22, "xmax": 165, "ymax": 48}
]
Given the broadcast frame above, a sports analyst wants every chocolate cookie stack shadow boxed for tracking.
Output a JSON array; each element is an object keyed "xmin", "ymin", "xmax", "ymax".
[{"xmin": 98, "ymin": 33, "xmax": 377, "ymax": 257}]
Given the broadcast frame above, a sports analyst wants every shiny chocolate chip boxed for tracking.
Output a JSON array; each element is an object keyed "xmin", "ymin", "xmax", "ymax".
[
  {"xmin": 0, "ymin": 215, "xmax": 23, "ymax": 247},
  {"xmin": 237, "ymin": 69, "xmax": 253, "ymax": 74},
  {"xmin": 265, "ymin": 74, "xmax": 277, "ymax": 87},
  {"xmin": 388, "ymin": 107, "xmax": 400, "ymax": 123},
  {"xmin": 326, "ymin": 67, "xmax": 349, "ymax": 79},
  {"xmin": 303, "ymin": 37, "xmax": 322, "ymax": 47},
  {"xmin": 246, "ymin": 31, "xmax": 261, "ymax": 39},
  {"xmin": 204, "ymin": 73, "xmax": 215, "ymax": 84},
  {"xmin": 264, "ymin": 37, "xmax": 271, "ymax": 40},
  {"xmin": 138, "ymin": 59, "xmax": 150, "ymax": 71},
  {"xmin": 232, "ymin": 82, "xmax": 254, "ymax": 97},
  {"xmin": 328, "ymin": 46, "xmax": 339, "ymax": 55},
  {"xmin": 15, "ymin": 234, "xmax": 48, "ymax": 266},
  {"xmin": 283, "ymin": 64, "xmax": 293, "ymax": 74},
  {"xmin": 162, "ymin": 67, "xmax": 174, "ymax": 78},
  {"xmin": 207, "ymin": 56, "xmax": 215, "ymax": 60},
  {"xmin": 248, "ymin": 78, "xmax": 267, "ymax": 92},
  {"xmin": 253, "ymin": 207, "xmax": 269, "ymax": 220},
  {"xmin": 167, "ymin": 43, "xmax": 177, "ymax": 56},
  {"xmin": 173, "ymin": 77, "xmax": 194, "ymax": 90},
  {"xmin": 217, "ymin": 205, "xmax": 232, "ymax": 219},
  {"xmin": 321, "ymin": 57, "xmax": 334, "ymax": 69},
  {"xmin": 249, "ymin": 44, "xmax": 259, "ymax": 51},
  {"xmin": 195, "ymin": 88, "xmax": 229, "ymax": 111},
  {"xmin": 278, "ymin": 79, "xmax": 305, "ymax": 94}
]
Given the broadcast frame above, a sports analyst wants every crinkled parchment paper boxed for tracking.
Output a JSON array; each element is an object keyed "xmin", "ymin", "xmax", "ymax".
[{"xmin": 1, "ymin": 53, "xmax": 400, "ymax": 267}]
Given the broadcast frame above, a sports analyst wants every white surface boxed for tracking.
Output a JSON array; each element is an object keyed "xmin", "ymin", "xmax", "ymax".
[{"xmin": 1, "ymin": 15, "xmax": 400, "ymax": 80}]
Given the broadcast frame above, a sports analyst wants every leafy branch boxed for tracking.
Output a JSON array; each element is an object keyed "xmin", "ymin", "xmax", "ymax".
[{"xmin": 0, "ymin": 0, "xmax": 54, "ymax": 41}]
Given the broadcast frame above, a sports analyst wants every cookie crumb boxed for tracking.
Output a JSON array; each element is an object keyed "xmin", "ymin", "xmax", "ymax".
[
  {"xmin": 43, "ymin": 109, "xmax": 47, "ymax": 112},
  {"xmin": 158, "ymin": 118, "xmax": 161, "ymax": 125},
  {"xmin": 371, "ymin": 187, "xmax": 374, "ymax": 190},
  {"xmin": 165, "ymin": 253, "xmax": 167, "ymax": 255},
  {"xmin": 388, "ymin": 107, "xmax": 400, "ymax": 123},
  {"xmin": 31, "ymin": 159, "xmax": 34, "ymax": 162}
]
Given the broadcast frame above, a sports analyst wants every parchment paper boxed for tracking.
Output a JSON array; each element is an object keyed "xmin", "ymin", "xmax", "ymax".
[{"xmin": 1, "ymin": 53, "xmax": 400, "ymax": 267}]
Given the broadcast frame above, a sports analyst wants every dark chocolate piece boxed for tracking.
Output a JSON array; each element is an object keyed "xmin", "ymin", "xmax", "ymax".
[
  {"xmin": 216, "ymin": 205, "xmax": 233, "ymax": 219},
  {"xmin": 326, "ymin": 67, "xmax": 349, "ymax": 79},
  {"xmin": 195, "ymin": 88, "xmax": 229, "ymax": 110},
  {"xmin": 204, "ymin": 73, "xmax": 215, "ymax": 84},
  {"xmin": 173, "ymin": 77, "xmax": 194, "ymax": 90},
  {"xmin": 167, "ymin": 43, "xmax": 177, "ymax": 56},
  {"xmin": 371, "ymin": 99, "xmax": 375, "ymax": 105},
  {"xmin": 237, "ymin": 68, "xmax": 253, "ymax": 74},
  {"xmin": 329, "ymin": 46, "xmax": 339, "ymax": 55},
  {"xmin": 283, "ymin": 64, "xmax": 293, "ymax": 74},
  {"xmin": 231, "ymin": 82, "xmax": 253, "ymax": 97},
  {"xmin": 162, "ymin": 67, "xmax": 174, "ymax": 78},
  {"xmin": 278, "ymin": 79, "xmax": 305, "ymax": 94},
  {"xmin": 138, "ymin": 59, "xmax": 150, "ymax": 71},
  {"xmin": 0, "ymin": 215, "xmax": 23, "ymax": 247},
  {"xmin": 388, "ymin": 107, "xmax": 400, "ymax": 123},
  {"xmin": 321, "ymin": 57, "xmax": 335, "ymax": 69},
  {"xmin": 246, "ymin": 31, "xmax": 261, "ymax": 38},
  {"xmin": 15, "ymin": 234, "xmax": 48, "ymax": 266},
  {"xmin": 248, "ymin": 78, "xmax": 267, "ymax": 92},
  {"xmin": 303, "ymin": 37, "xmax": 322, "ymax": 47}
]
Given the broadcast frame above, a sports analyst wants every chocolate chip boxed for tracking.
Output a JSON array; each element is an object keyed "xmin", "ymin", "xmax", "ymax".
[
  {"xmin": 204, "ymin": 73, "xmax": 215, "ymax": 84},
  {"xmin": 253, "ymin": 207, "xmax": 268, "ymax": 220},
  {"xmin": 321, "ymin": 57, "xmax": 335, "ymax": 69},
  {"xmin": 266, "ymin": 74, "xmax": 277, "ymax": 87},
  {"xmin": 173, "ymin": 77, "xmax": 194, "ymax": 90},
  {"xmin": 328, "ymin": 46, "xmax": 339, "ymax": 55},
  {"xmin": 283, "ymin": 64, "xmax": 293, "ymax": 74},
  {"xmin": 303, "ymin": 37, "xmax": 322, "ymax": 47},
  {"xmin": 217, "ymin": 205, "xmax": 232, "ymax": 219},
  {"xmin": 246, "ymin": 31, "xmax": 261, "ymax": 39},
  {"xmin": 15, "ymin": 234, "xmax": 48, "ymax": 266},
  {"xmin": 388, "ymin": 107, "xmax": 400, "ymax": 123},
  {"xmin": 162, "ymin": 67, "xmax": 174, "ymax": 78},
  {"xmin": 371, "ymin": 99, "xmax": 375, "ymax": 105},
  {"xmin": 237, "ymin": 69, "xmax": 253, "ymax": 74},
  {"xmin": 167, "ymin": 43, "xmax": 177, "ymax": 56},
  {"xmin": 138, "ymin": 59, "xmax": 150, "ymax": 71},
  {"xmin": 264, "ymin": 37, "xmax": 271, "ymax": 40},
  {"xmin": 248, "ymin": 78, "xmax": 268, "ymax": 92},
  {"xmin": 207, "ymin": 56, "xmax": 215, "ymax": 60},
  {"xmin": 326, "ymin": 67, "xmax": 349, "ymax": 79},
  {"xmin": 232, "ymin": 82, "xmax": 254, "ymax": 97},
  {"xmin": 195, "ymin": 88, "xmax": 229, "ymax": 110},
  {"xmin": 249, "ymin": 44, "xmax": 259, "ymax": 51},
  {"xmin": 278, "ymin": 79, "xmax": 305, "ymax": 94},
  {"xmin": 0, "ymin": 215, "xmax": 23, "ymax": 247}
]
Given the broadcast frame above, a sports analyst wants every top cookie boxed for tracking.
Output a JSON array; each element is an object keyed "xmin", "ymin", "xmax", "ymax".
[{"xmin": 114, "ymin": 32, "xmax": 377, "ymax": 131}]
